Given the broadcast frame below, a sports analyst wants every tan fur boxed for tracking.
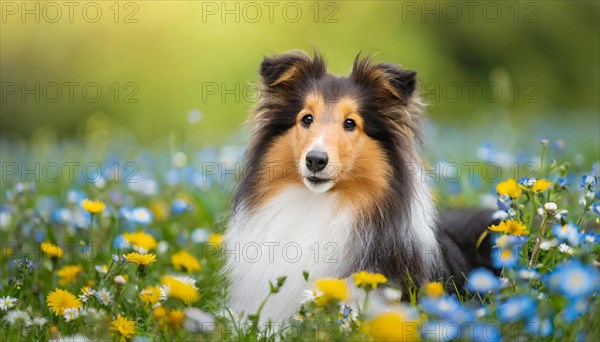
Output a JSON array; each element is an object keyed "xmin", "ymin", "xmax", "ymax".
[
  {"xmin": 256, "ymin": 92, "xmax": 392, "ymax": 216},
  {"xmin": 269, "ymin": 66, "xmax": 299, "ymax": 86}
]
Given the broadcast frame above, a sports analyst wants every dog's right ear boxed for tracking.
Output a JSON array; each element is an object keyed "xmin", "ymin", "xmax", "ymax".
[{"xmin": 259, "ymin": 51, "xmax": 326, "ymax": 87}]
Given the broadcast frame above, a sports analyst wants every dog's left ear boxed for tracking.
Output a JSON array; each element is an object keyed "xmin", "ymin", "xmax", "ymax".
[
  {"xmin": 351, "ymin": 57, "xmax": 417, "ymax": 104},
  {"xmin": 259, "ymin": 50, "xmax": 326, "ymax": 87}
]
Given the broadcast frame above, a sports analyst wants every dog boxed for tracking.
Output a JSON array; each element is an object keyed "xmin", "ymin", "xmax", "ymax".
[{"xmin": 225, "ymin": 50, "xmax": 500, "ymax": 322}]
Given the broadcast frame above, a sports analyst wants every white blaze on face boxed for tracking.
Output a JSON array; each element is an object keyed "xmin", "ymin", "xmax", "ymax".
[{"xmin": 301, "ymin": 135, "xmax": 336, "ymax": 193}]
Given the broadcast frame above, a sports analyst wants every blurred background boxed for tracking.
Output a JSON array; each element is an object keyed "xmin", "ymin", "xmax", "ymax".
[{"xmin": 1, "ymin": 1, "xmax": 599, "ymax": 202}]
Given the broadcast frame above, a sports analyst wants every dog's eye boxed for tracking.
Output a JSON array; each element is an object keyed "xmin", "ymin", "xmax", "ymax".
[
  {"xmin": 301, "ymin": 114, "xmax": 313, "ymax": 127},
  {"xmin": 343, "ymin": 119, "xmax": 356, "ymax": 131}
]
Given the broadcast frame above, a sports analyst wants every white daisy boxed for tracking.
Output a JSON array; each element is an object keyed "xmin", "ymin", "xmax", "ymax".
[
  {"xmin": 95, "ymin": 288, "xmax": 113, "ymax": 306},
  {"xmin": 558, "ymin": 243, "xmax": 574, "ymax": 255},
  {"xmin": 302, "ymin": 289, "xmax": 318, "ymax": 304},
  {"xmin": 540, "ymin": 239, "xmax": 558, "ymax": 251},
  {"xmin": 81, "ymin": 308, "xmax": 105, "ymax": 320},
  {"xmin": 3, "ymin": 309, "xmax": 32, "ymax": 326},
  {"xmin": 79, "ymin": 287, "xmax": 96, "ymax": 303},
  {"xmin": 159, "ymin": 286, "xmax": 169, "ymax": 302},
  {"xmin": 63, "ymin": 308, "xmax": 80, "ymax": 322},
  {"xmin": 0, "ymin": 296, "xmax": 18, "ymax": 311},
  {"xmin": 94, "ymin": 265, "xmax": 108, "ymax": 274},
  {"xmin": 32, "ymin": 316, "xmax": 48, "ymax": 326}
]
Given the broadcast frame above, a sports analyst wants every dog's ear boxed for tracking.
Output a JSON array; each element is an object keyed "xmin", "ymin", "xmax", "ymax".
[
  {"xmin": 351, "ymin": 56, "xmax": 417, "ymax": 104},
  {"xmin": 260, "ymin": 51, "xmax": 326, "ymax": 87}
]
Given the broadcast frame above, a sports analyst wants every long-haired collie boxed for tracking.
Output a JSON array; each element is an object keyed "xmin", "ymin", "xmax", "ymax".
[{"xmin": 225, "ymin": 50, "xmax": 500, "ymax": 321}]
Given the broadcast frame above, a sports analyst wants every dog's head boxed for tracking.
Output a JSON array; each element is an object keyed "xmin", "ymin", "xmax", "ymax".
[{"xmin": 236, "ymin": 50, "xmax": 424, "ymax": 208}]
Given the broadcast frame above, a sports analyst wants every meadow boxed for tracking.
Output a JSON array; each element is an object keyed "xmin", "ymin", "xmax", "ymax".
[{"xmin": 0, "ymin": 121, "xmax": 599, "ymax": 341}]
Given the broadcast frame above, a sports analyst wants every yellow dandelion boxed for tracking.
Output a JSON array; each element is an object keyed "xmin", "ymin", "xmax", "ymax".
[
  {"xmin": 533, "ymin": 179, "xmax": 552, "ymax": 192},
  {"xmin": 496, "ymin": 179, "xmax": 522, "ymax": 198},
  {"xmin": 124, "ymin": 252, "xmax": 157, "ymax": 266},
  {"xmin": 208, "ymin": 233, "xmax": 224, "ymax": 247},
  {"xmin": 41, "ymin": 241, "xmax": 63, "ymax": 259},
  {"xmin": 161, "ymin": 275, "xmax": 200, "ymax": 303},
  {"xmin": 153, "ymin": 306, "xmax": 167, "ymax": 320},
  {"xmin": 153, "ymin": 306, "xmax": 167, "ymax": 326},
  {"xmin": 423, "ymin": 282, "xmax": 444, "ymax": 298},
  {"xmin": 139, "ymin": 286, "xmax": 161, "ymax": 306},
  {"xmin": 167, "ymin": 310, "xmax": 184, "ymax": 330},
  {"xmin": 353, "ymin": 271, "xmax": 387, "ymax": 289},
  {"xmin": 367, "ymin": 311, "xmax": 421, "ymax": 341},
  {"xmin": 489, "ymin": 220, "xmax": 530, "ymax": 236},
  {"xmin": 111, "ymin": 314, "xmax": 135, "ymax": 341},
  {"xmin": 149, "ymin": 200, "xmax": 169, "ymax": 221},
  {"xmin": 123, "ymin": 231, "xmax": 157, "ymax": 252},
  {"xmin": 314, "ymin": 277, "xmax": 349, "ymax": 306},
  {"xmin": 82, "ymin": 199, "xmax": 106, "ymax": 214},
  {"xmin": 47, "ymin": 289, "xmax": 82, "ymax": 315},
  {"xmin": 171, "ymin": 250, "xmax": 201, "ymax": 273},
  {"xmin": 57, "ymin": 265, "xmax": 82, "ymax": 286}
]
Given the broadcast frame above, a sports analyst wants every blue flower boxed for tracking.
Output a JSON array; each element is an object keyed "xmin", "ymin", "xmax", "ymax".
[
  {"xmin": 557, "ymin": 177, "xmax": 568, "ymax": 188},
  {"xmin": 132, "ymin": 207, "xmax": 153, "ymax": 225},
  {"xmin": 492, "ymin": 245, "xmax": 521, "ymax": 269},
  {"xmin": 469, "ymin": 323, "xmax": 502, "ymax": 342},
  {"xmin": 191, "ymin": 228, "xmax": 210, "ymax": 243},
  {"xmin": 551, "ymin": 222, "xmax": 580, "ymax": 246},
  {"xmin": 121, "ymin": 207, "xmax": 153, "ymax": 225},
  {"xmin": 52, "ymin": 208, "xmax": 72, "ymax": 224},
  {"xmin": 519, "ymin": 177, "xmax": 536, "ymax": 186},
  {"xmin": 452, "ymin": 306, "xmax": 477, "ymax": 324},
  {"xmin": 580, "ymin": 175, "xmax": 596, "ymax": 188},
  {"xmin": 497, "ymin": 195, "xmax": 511, "ymax": 212},
  {"xmin": 527, "ymin": 316, "xmax": 553, "ymax": 337},
  {"xmin": 546, "ymin": 259, "xmax": 600, "ymax": 299},
  {"xmin": 171, "ymin": 199, "xmax": 189, "ymax": 215},
  {"xmin": 591, "ymin": 202, "xmax": 600, "ymax": 217},
  {"xmin": 492, "ymin": 233, "xmax": 527, "ymax": 249},
  {"xmin": 421, "ymin": 295, "xmax": 462, "ymax": 320},
  {"xmin": 563, "ymin": 297, "xmax": 589, "ymax": 322},
  {"xmin": 112, "ymin": 234, "xmax": 131, "ymax": 251},
  {"xmin": 466, "ymin": 268, "xmax": 500, "ymax": 294},
  {"xmin": 517, "ymin": 268, "xmax": 540, "ymax": 280},
  {"xmin": 580, "ymin": 231, "xmax": 600, "ymax": 244},
  {"xmin": 420, "ymin": 321, "xmax": 460, "ymax": 342},
  {"xmin": 497, "ymin": 295, "xmax": 537, "ymax": 323},
  {"xmin": 165, "ymin": 168, "xmax": 182, "ymax": 186},
  {"xmin": 66, "ymin": 189, "xmax": 87, "ymax": 204}
]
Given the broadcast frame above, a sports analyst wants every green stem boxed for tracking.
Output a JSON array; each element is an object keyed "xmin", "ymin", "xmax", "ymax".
[
  {"xmin": 359, "ymin": 289, "xmax": 371, "ymax": 319},
  {"xmin": 529, "ymin": 215, "xmax": 548, "ymax": 268},
  {"xmin": 576, "ymin": 199, "xmax": 596, "ymax": 226},
  {"xmin": 89, "ymin": 214, "xmax": 95, "ymax": 246}
]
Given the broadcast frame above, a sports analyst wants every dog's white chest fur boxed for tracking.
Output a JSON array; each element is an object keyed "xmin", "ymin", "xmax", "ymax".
[{"xmin": 225, "ymin": 185, "xmax": 354, "ymax": 320}]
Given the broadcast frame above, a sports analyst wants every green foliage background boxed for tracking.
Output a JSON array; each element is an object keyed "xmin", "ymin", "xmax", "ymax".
[{"xmin": 1, "ymin": 1, "xmax": 599, "ymax": 152}]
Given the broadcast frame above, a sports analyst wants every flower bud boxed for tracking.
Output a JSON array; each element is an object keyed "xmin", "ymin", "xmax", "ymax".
[
  {"xmin": 544, "ymin": 202, "xmax": 557, "ymax": 215},
  {"xmin": 114, "ymin": 275, "xmax": 127, "ymax": 285}
]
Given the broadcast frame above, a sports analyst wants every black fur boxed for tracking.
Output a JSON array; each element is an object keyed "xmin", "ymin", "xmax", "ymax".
[{"xmin": 437, "ymin": 208, "xmax": 501, "ymax": 289}]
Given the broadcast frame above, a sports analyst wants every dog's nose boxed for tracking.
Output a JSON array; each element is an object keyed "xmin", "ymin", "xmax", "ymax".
[{"xmin": 306, "ymin": 151, "xmax": 328, "ymax": 172}]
